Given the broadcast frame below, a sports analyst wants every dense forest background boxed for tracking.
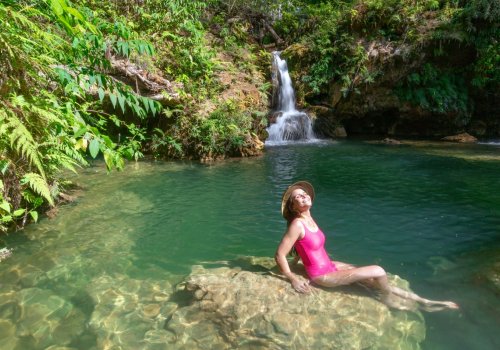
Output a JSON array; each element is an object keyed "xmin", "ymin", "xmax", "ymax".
[{"xmin": 1, "ymin": 0, "xmax": 498, "ymax": 232}]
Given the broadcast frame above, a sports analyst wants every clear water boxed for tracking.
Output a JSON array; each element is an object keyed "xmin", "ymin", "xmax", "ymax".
[{"xmin": 1, "ymin": 140, "xmax": 499, "ymax": 349}]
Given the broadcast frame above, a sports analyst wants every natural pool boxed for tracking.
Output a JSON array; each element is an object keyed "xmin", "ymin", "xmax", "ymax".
[{"xmin": 0, "ymin": 140, "xmax": 499, "ymax": 349}]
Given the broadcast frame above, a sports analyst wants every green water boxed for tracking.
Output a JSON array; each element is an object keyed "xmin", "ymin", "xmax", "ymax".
[{"xmin": 1, "ymin": 140, "xmax": 499, "ymax": 349}]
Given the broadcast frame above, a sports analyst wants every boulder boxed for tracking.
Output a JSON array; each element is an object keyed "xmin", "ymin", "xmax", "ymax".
[
  {"xmin": 167, "ymin": 257, "xmax": 426, "ymax": 350},
  {"xmin": 441, "ymin": 132, "xmax": 478, "ymax": 143},
  {"xmin": 382, "ymin": 138, "xmax": 402, "ymax": 145}
]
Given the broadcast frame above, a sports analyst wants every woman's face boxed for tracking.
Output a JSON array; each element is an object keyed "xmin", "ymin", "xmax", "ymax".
[{"xmin": 290, "ymin": 188, "xmax": 312, "ymax": 213}]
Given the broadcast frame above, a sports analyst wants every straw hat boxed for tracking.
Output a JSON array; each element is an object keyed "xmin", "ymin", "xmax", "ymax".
[{"xmin": 281, "ymin": 181, "xmax": 315, "ymax": 221}]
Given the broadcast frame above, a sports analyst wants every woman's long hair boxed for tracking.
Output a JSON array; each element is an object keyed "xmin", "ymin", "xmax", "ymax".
[{"xmin": 285, "ymin": 196, "xmax": 299, "ymax": 257}]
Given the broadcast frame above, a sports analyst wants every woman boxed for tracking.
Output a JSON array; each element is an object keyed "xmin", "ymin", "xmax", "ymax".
[{"xmin": 275, "ymin": 181, "xmax": 459, "ymax": 311}]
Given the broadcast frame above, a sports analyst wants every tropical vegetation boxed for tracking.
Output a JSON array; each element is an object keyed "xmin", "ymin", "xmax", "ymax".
[{"xmin": 1, "ymin": 0, "xmax": 498, "ymax": 232}]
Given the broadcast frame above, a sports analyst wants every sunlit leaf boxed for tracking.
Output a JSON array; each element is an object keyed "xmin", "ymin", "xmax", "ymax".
[
  {"xmin": 89, "ymin": 139, "xmax": 100, "ymax": 158},
  {"xmin": 30, "ymin": 211, "xmax": 39, "ymax": 223},
  {"xmin": 149, "ymin": 99, "xmax": 156, "ymax": 115},
  {"xmin": 142, "ymin": 97, "xmax": 150, "ymax": 112},
  {"xmin": 117, "ymin": 93, "xmax": 126, "ymax": 113},
  {"xmin": 109, "ymin": 93, "xmax": 117, "ymax": 108},
  {"xmin": 0, "ymin": 202, "xmax": 11, "ymax": 213},
  {"xmin": 98, "ymin": 87, "xmax": 105, "ymax": 102},
  {"xmin": 13, "ymin": 209, "xmax": 25, "ymax": 217}
]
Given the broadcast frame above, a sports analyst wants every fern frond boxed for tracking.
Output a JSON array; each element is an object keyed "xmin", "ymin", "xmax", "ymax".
[
  {"xmin": 27, "ymin": 103, "xmax": 69, "ymax": 128},
  {"xmin": 21, "ymin": 172, "xmax": 54, "ymax": 206},
  {"xmin": 3, "ymin": 109, "xmax": 46, "ymax": 179}
]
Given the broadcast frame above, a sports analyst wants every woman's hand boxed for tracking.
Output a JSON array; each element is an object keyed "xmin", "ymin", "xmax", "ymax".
[{"xmin": 292, "ymin": 278, "xmax": 311, "ymax": 293}]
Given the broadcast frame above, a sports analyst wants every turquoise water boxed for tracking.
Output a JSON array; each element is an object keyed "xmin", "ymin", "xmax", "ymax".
[{"xmin": 0, "ymin": 140, "xmax": 499, "ymax": 349}]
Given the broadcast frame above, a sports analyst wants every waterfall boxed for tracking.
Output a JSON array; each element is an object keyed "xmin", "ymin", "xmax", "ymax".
[{"xmin": 266, "ymin": 52, "xmax": 316, "ymax": 144}]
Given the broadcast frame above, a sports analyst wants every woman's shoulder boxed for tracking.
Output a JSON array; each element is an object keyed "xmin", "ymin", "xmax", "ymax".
[
  {"xmin": 288, "ymin": 219, "xmax": 306, "ymax": 238},
  {"xmin": 289, "ymin": 218, "xmax": 304, "ymax": 228}
]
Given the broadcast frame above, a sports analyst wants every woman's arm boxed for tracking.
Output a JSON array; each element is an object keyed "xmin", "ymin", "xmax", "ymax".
[{"xmin": 274, "ymin": 220, "xmax": 311, "ymax": 293}]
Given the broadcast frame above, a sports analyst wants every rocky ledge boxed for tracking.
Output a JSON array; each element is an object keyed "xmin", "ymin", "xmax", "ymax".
[
  {"xmin": 0, "ymin": 257, "xmax": 426, "ymax": 349},
  {"xmin": 166, "ymin": 257, "xmax": 426, "ymax": 349}
]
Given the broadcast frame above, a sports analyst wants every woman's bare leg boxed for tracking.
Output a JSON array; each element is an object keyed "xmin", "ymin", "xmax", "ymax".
[{"xmin": 314, "ymin": 264, "xmax": 458, "ymax": 311}]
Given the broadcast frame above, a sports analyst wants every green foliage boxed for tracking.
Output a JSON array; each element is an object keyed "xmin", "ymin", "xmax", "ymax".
[
  {"xmin": 161, "ymin": 100, "xmax": 258, "ymax": 160},
  {"xmin": 111, "ymin": 0, "xmax": 217, "ymax": 84},
  {"xmin": 0, "ymin": 0, "xmax": 162, "ymax": 231},
  {"xmin": 396, "ymin": 64, "xmax": 469, "ymax": 119},
  {"xmin": 472, "ymin": 41, "xmax": 500, "ymax": 88},
  {"xmin": 150, "ymin": 128, "xmax": 184, "ymax": 159},
  {"xmin": 21, "ymin": 173, "xmax": 54, "ymax": 206},
  {"xmin": 454, "ymin": 0, "xmax": 500, "ymax": 89},
  {"xmin": 259, "ymin": 0, "xmax": 498, "ymax": 119}
]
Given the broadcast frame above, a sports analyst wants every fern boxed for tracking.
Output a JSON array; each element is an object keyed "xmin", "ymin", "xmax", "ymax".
[
  {"xmin": 21, "ymin": 172, "xmax": 54, "ymax": 206},
  {"xmin": 1, "ymin": 107, "xmax": 46, "ymax": 179}
]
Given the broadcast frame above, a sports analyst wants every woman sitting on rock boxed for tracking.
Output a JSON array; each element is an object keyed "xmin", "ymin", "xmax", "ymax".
[{"xmin": 275, "ymin": 181, "xmax": 459, "ymax": 311}]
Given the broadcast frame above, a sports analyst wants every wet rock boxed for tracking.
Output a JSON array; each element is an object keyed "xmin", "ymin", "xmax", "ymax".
[
  {"xmin": 142, "ymin": 303, "xmax": 161, "ymax": 318},
  {"xmin": 441, "ymin": 132, "xmax": 477, "ymax": 143},
  {"xmin": 0, "ymin": 288, "xmax": 86, "ymax": 349},
  {"xmin": 87, "ymin": 274, "xmax": 174, "ymax": 350},
  {"xmin": 1, "ymin": 266, "xmax": 21, "ymax": 285},
  {"xmin": 18, "ymin": 264, "xmax": 49, "ymax": 288},
  {"xmin": 268, "ymin": 111, "xmax": 283, "ymax": 124},
  {"xmin": 0, "ymin": 319, "xmax": 19, "ymax": 350},
  {"xmin": 167, "ymin": 257, "xmax": 426, "ymax": 350},
  {"xmin": 366, "ymin": 138, "xmax": 403, "ymax": 146},
  {"xmin": 334, "ymin": 126, "xmax": 347, "ymax": 137},
  {"xmin": 0, "ymin": 247, "xmax": 13, "ymax": 262},
  {"xmin": 382, "ymin": 137, "xmax": 402, "ymax": 145},
  {"xmin": 240, "ymin": 133, "xmax": 264, "ymax": 157}
]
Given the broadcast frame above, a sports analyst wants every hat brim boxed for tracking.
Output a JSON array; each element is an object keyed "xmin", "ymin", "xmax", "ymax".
[{"xmin": 281, "ymin": 181, "xmax": 315, "ymax": 220}]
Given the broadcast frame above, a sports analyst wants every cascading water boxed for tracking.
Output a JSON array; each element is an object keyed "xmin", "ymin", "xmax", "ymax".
[{"xmin": 266, "ymin": 52, "xmax": 316, "ymax": 144}]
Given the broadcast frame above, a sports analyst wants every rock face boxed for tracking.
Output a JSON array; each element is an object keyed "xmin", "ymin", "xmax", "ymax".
[
  {"xmin": 167, "ymin": 257, "xmax": 426, "ymax": 350},
  {"xmin": 284, "ymin": 36, "xmax": 499, "ymax": 138}
]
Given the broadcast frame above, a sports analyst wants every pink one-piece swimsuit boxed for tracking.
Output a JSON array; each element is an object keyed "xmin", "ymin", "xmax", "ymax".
[{"xmin": 294, "ymin": 221, "xmax": 338, "ymax": 278}]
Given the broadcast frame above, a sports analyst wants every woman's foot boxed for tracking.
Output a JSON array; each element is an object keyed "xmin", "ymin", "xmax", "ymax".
[{"xmin": 419, "ymin": 300, "xmax": 459, "ymax": 312}]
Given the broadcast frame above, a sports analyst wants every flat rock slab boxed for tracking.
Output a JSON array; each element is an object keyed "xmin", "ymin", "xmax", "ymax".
[{"xmin": 167, "ymin": 257, "xmax": 425, "ymax": 350}]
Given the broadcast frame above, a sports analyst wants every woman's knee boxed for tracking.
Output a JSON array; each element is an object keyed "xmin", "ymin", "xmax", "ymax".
[{"xmin": 369, "ymin": 265, "xmax": 386, "ymax": 278}]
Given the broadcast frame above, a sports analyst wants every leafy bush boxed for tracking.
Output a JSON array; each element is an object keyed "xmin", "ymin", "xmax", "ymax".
[
  {"xmin": 0, "ymin": 0, "xmax": 160, "ymax": 231},
  {"xmin": 395, "ymin": 64, "xmax": 470, "ymax": 120}
]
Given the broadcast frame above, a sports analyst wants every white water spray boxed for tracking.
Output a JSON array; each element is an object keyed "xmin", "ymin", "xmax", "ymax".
[{"xmin": 266, "ymin": 52, "xmax": 316, "ymax": 143}]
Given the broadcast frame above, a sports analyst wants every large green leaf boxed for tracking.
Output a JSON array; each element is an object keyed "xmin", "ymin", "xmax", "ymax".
[
  {"xmin": 117, "ymin": 93, "xmax": 126, "ymax": 113},
  {"xmin": 89, "ymin": 139, "xmax": 100, "ymax": 158},
  {"xmin": 0, "ymin": 202, "xmax": 11, "ymax": 213},
  {"xmin": 98, "ymin": 87, "xmax": 105, "ymax": 102},
  {"xmin": 109, "ymin": 93, "xmax": 117, "ymax": 108}
]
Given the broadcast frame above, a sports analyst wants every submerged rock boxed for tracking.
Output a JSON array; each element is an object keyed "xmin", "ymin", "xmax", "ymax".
[
  {"xmin": 168, "ymin": 257, "xmax": 426, "ymax": 350},
  {"xmin": 0, "ymin": 288, "xmax": 86, "ymax": 349},
  {"xmin": 87, "ymin": 273, "xmax": 176, "ymax": 350},
  {"xmin": 0, "ymin": 256, "xmax": 427, "ymax": 349}
]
